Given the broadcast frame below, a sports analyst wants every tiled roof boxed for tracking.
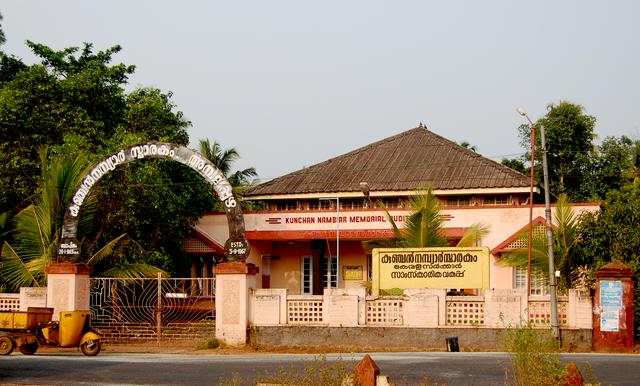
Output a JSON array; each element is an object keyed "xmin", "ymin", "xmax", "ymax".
[{"xmin": 245, "ymin": 127, "xmax": 530, "ymax": 197}]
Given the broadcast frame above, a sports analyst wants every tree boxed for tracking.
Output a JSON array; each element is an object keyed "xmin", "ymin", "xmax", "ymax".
[
  {"xmin": 501, "ymin": 158, "xmax": 527, "ymax": 174},
  {"xmin": 0, "ymin": 12, "xmax": 5, "ymax": 46},
  {"xmin": 499, "ymin": 195, "xmax": 585, "ymax": 292},
  {"xmin": 585, "ymin": 136, "xmax": 640, "ymax": 198},
  {"xmin": 0, "ymin": 42, "xmax": 135, "ymax": 214},
  {"xmin": 0, "ymin": 151, "xmax": 160, "ymax": 291},
  {"xmin": 517, "ymin": 101, "xmax": 596, "ymax": 201},
  {"xmin": 198, "ymin": 138, "xmax": 258, "ymax": 210},
  {"xmin": 0, "ymin": 41, "xmax": 247, "ymax": 277},
  {"xmin": 577, "ymin": 188, "xmax": 640, "ymax": 338},
  {"xmin": 577, "ymin": 189, "xmax": 640, "ymax": 273},
  {"xmin": 459, "ymin": 141, "xmax": 477, "ymax": 152},
  {"xmin": 363, "ymin": 186, "xmax": 489, "ymax": 251}
]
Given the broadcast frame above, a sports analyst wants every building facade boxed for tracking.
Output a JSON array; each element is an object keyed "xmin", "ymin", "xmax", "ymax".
[{"xmin": 187, "ymin": 127, "xmax": 598, "ymax": 295}]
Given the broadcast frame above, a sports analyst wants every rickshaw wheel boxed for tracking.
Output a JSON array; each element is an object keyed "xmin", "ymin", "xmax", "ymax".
[
  {"xmin": 80, "ymin": 340, "xmax": 101, "ymax": 356},
  {"xmin": 0, "ymin": 336, "xmax": 14, "ymax": 355},
  {"xmin": 18, "ymin": 341, "xmax": 38, "ymax": 355}
]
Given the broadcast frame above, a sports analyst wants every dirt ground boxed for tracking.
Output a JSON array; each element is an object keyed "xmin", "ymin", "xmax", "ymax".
[
  {"xmin": 36, "ymin": 339, "xmax": 640, "ymax": 355},
  {"xmin": 99, "ymin": 340, "xmax": 413, "ymax": 355},
  {"xmin": 97, "ymin": 339, "xmax": 640, "ymax": 355}
]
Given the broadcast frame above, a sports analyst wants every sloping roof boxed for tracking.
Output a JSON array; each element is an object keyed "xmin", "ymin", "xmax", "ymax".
[
  {"xmin": 245, "ymin": 127, "xmax": 530, "ymax": 197},
  {"xmin": 490, "ymin": 216, "xmax": 547, "ymax": 256}
]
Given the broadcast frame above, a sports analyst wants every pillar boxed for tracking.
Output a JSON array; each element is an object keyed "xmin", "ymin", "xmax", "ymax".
[
  {"xmin": 45, "ymin": 263, "xmax": 91, "ymax": 321},
  {"xmin": 214, "ymin": 262, "xmax": 258, "ymax": 345},
  {"xmin": 593, "ymin": 261, "xmax": 634, "ymax": 352}
]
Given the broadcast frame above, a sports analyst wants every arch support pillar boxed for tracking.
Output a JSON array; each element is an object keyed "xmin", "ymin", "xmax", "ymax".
[
  {"xmin": 45, "ymin": 263, "xmax": 91, "ymax": 320},
  {"xmin": 214, "ymin": 262, "xmax": 259, "ymax": 345}
]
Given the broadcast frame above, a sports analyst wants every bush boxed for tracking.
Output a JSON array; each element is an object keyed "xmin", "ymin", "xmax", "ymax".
[
  {"xmin": 196, "ymin": 337, "xmax": 222, "ymax": 350},
  {"xmin": 502, "ymin": 323, "xmax": 566, "ymax": 385}
]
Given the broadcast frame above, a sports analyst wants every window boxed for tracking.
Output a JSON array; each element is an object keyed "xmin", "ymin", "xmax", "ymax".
[
  {"xmin": 301, "ymin": 256, "xmax": 313, "ymax": 295},
  {"xmin": 515, "ymin": 267, "xmax": 549, "ymax": 295},
  {"xmin": 483, "ymin": 195, "xmax": 509, "ymax": 206},
  {"xmin": 275, "ymin": 200, "xmax": 299, "ymax": 211},
  {"xmin": 340, "ymin": 199, "xmax": 365, "ymax": 210},
  {"xmin": 445, "ymin": 196, "xmax": 471, "ymax": 206},
  {"xmin": 309, "ymin": 200, "xmax": 333, "ymax": 210},
  {"xmin": 381, "ymin": 198, "xmax": 402, "ymax": 209},
  {"xmin": 322, "ymin": 256, "xmax": 337, "ymax": 288}
]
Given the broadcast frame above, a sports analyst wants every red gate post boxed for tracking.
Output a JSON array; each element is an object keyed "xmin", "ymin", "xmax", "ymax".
[{"xmin": 593, "ymin": 261, "xmax": 635, "ymax": 352}]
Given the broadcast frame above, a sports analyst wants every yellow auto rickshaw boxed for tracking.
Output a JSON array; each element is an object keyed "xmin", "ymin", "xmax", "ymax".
[{"xmin": 0, "ymin": 307, "xmax": 101, "ymax": 356}]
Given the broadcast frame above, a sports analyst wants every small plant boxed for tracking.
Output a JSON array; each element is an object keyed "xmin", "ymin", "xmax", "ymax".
[
  {"xmin": 502, "ymin": 322, "xmax": 566, "ymax": 385},
  {"xmin": 256, "ymin": 355, "xmax": 354, "ymax": 386},
  {"xmin": 196, "ymin": 337, "xmax": 222, "ymax": 350},
  {"xmin": 380, "ymin": 287, "xmax": 404, "ymax": 296}
]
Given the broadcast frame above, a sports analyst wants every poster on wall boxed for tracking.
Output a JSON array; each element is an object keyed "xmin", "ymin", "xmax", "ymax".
[
  {"xmin": 371, "ymin": 247, "xmax": 490, "ymax": 295},
  {"xmin": 600, "ymin": 280, "xmax": 622, "ymax": 332}
]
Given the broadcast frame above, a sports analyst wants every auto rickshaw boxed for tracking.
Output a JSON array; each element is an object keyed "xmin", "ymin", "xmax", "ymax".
[{"xmin": 0, "ymin": 307, "xmax": 101, "ymax": 356}]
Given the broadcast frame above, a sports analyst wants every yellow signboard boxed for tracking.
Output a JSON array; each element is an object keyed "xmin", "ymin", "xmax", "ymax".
[
  {"xmin": 371, "ymin": 247, "xmax": 490, "ymax": 295},
  {"xmin": 343, "ymin": 266, "xmax": 364, "ymax": 281}
]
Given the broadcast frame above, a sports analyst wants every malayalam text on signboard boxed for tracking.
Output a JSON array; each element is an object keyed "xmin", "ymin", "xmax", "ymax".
[{"xmin": 372, "ymin": 247, "xmax": 490, "ymax": 295}]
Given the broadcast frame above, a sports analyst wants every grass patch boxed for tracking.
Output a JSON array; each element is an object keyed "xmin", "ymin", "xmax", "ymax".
[
  {"xmin": 196, "ymin": 337, "xmax": 223, "ymax": 350},
  {"xmin": 502, "ymin": 322, "xmax": 600, "ymax": 386}
]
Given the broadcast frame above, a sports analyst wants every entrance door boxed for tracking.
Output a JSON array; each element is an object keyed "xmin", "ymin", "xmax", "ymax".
[{"xmin": 300, "ymin": 254, "xmax": 338, "ymax": 295}]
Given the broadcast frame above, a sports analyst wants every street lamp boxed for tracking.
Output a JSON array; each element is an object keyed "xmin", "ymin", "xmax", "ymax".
[
  {"xmin": 516, "ymin": 107, "xmax": 536, "ymax": 298},
  {"xmin": 517, "ymin": 106, "xmax": 560, "ymax": 339},
  {"xmin": 359, "ymin": 181, "xmax": 372, "ymax": 207},
  {"xmin": 319, "ymin": 197, "xmax": 340, "ymax": 288}
]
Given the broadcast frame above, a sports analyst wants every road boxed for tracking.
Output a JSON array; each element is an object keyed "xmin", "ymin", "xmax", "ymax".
[{"xmin": 1, "ymin": 351, "xmax": 639, "ymax": 385}]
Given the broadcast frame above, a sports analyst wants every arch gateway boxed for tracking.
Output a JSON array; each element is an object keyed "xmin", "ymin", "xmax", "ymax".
[{"xmin": 56, "ymin": 141, "xmax": 249, "ymax": 262}]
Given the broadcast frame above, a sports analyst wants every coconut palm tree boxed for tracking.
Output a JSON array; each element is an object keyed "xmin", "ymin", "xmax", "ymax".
[
  {"xmin": 198, "ymin": 138, "xmax": 258, "ymax": 208},
  {"xmin": 498, "ymin": 194, "xmax": 581, "ymax": 292},
  {"xmin": 363, "ymin": 186, "xmax": 489, "ymax": 252},
  {"xmin": 0, "ymin": 150, "xmax": 162, "ymax": 291}
]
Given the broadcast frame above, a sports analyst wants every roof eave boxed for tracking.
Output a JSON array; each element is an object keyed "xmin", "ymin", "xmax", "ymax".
[{"xmin": 244, "ymin": 186, "xmax": 538, "ymax": 201}]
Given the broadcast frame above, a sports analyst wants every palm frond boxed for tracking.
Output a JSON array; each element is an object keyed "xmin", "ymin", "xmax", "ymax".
[
  {"xmin": 0, "ymin": 241, "xmax": 44, "ymax": 289},
  {"xmin": 362, "ymin": 238, "xmax": 396, "ymax": 254},
  {"xmin": 402, "ymin": 187, "xmax": 447, "ymax": 247},
  {"xmin": 457, "ymin": 222, "xmax": 490, "ymax": 247},
  {"xmin": 498, "ymin": 233, "xmax": 550, "ymax": 274},
  {"xmin": 84, "ymin": 233, "xmax": 130, "ymax": 267}
]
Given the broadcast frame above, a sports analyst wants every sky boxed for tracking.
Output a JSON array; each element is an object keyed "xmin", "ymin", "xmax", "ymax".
[{"xmin": 2, "ymin": 1, "xmax": 640, "ymax": 182}]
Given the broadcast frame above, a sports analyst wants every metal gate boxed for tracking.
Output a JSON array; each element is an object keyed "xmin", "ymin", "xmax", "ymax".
[{"xmin": 90, "ymin": 275, "xmax": 215, "ymax": 342}]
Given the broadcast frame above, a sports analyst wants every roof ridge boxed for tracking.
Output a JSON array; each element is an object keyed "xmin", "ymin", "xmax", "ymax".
[
  {"xmin": 245, "ymin": 125, "xmax": 531, "ymax": 196},
  {"xmin": 249, "ymin": 127, "xmax": 426, "ymax": 189}
]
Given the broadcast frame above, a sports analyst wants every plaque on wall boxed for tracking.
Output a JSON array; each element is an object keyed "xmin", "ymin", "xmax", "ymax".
[{"xmin": 343, "ymin": 266, "xmax": 364, "ymax": 281}]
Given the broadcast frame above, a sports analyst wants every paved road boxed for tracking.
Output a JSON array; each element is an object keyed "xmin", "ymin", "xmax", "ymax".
[{"xmin": 1, "ymin": 351, "xmax": 639, "ymax": 385}]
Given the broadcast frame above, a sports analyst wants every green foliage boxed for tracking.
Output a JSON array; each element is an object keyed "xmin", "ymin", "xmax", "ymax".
[
  {"xmin": 577, "ymin": 189, "xmax": 640, "ymax": 272},
  {"xmin": 502, "ymin": 323, "xmax": 566, "ymax": 386},
  {"xmin": 198, "ymin": 138, "xmax": 258, "ymax": 210},
  {"xmin": 576, "ymin": 188, "xmax": 640, "ymax": 338},
  {"xmin": 196, "ymin": 337, "xmax": 222, "ymax": 350},
  {"xmin": 380, "ymin": 287, "xmax": 405, "ymax": 296},
  {"xmin": 256, "ymin": 355, "xmax": 354, "ymax": 386},
  {"xmin": 585, "ymin": 136, "xmax": 640, "ymax": 199},
  {"xmin": 501, "ymin": 158, "xmax": 527, "ymax": 174},
  {"xmin": 363, "ymin": 186, "xmax": 489, "ymax": 252},
  {"xmin": 517, "ymin": 101, "xmax": 597, "ymax": 201},
  {"xmin": 0, "ymin": 42, "xmax": 134, "ymax": 213},
  {"xmin": 499, "ymin": 195, "xmax": 582, "ymax": 292},
  {"xmin": 0, "ymin": 40, "xmax": 253, "ymax": 278},
  {"xmin": 0, "ymin": 151, "xmax": 164, "ymax": 290}
]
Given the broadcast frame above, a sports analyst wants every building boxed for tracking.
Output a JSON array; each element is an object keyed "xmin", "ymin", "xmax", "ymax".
[{"xmin": 187, "ymin": 126, "xmax": 597, "ymax": 295}]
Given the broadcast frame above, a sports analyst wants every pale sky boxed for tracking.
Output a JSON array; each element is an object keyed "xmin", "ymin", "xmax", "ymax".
[{"xmin": 2, "ymin": 1, "xmax": 639, "ymax": 182}]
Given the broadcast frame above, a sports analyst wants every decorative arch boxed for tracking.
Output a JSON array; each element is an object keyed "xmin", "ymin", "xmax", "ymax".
[{"xmin": 57, "ymin": 142, "xmax": 249, "ymax": 262}]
